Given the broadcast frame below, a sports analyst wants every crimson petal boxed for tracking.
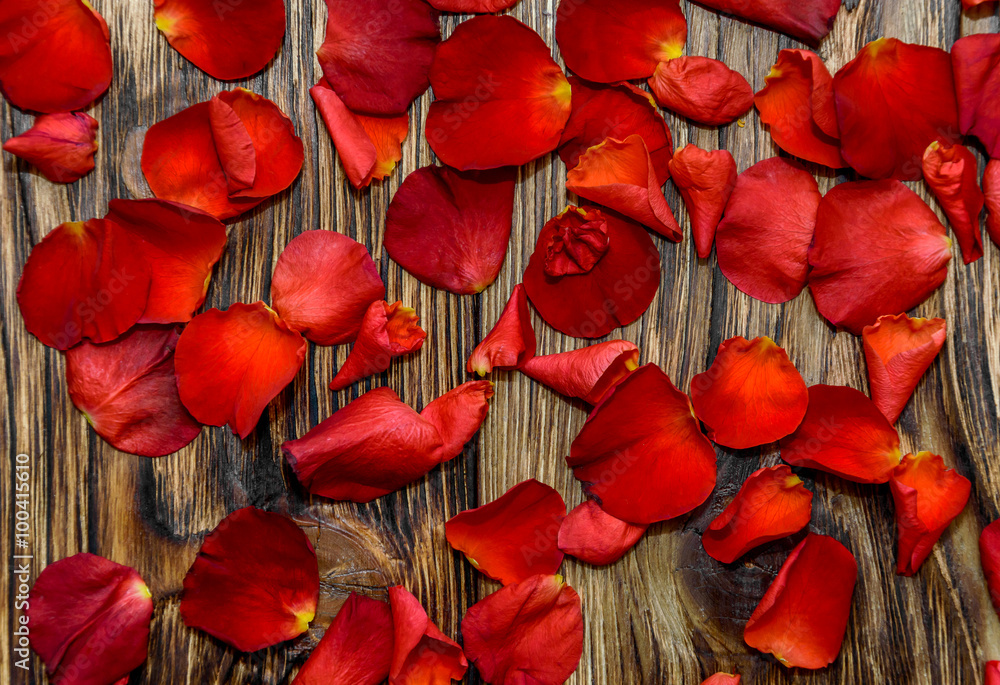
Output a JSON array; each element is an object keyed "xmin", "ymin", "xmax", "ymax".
[
  {"xmin": 667, "ymin": 144, "xmax": 737, "ymax": 259},
  {"xmin": 648, "ymin": 57, "xmax": 753, "ymax": 126},
  {"xmin": 467, "ymin": 284, "xmax": 536, "ymax": 376},
  {"xmin": 329, "ymin": 300, "xmax": 426, "ymax": 391},
  {"xmin": 388, "ymin": 586, "xmax": 468, "ymax": 684},
  {"xmin": 558, "ymin": 500, "xmax": 647, "ymax": 565},
  {"xmin": 986, "ymin": 159, "xmax": 1000, "ymax": 248},
  {"xmin": 922, "ymin": 141, "xmax": 985, "ymax": 264},
  {"xmin": 521, "ymin": 339, "xmax": 639, "ymax": 405},
  {"xmin": 292, "ymin": 594, "xmax": 393, "ymax": 685},
  {"xmin": 691, "ymin": 0, "xmax": 839, "ymax": 43},
  {"xmin": 2, "ymin": 112, "xmax": 98, "ymax": 182},
  {"xmin": 981, "ymin": 519, "xmax": 1000, "ymax": 618},
  {"xmin": 952, "ymin": 33, "xmax": 1000, "ymax": 158}
]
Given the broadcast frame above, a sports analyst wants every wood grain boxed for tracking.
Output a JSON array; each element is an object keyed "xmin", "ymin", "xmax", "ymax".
[{"xmin": 3, "ymin": 0, "xmax": 1000, "ymax": 683}]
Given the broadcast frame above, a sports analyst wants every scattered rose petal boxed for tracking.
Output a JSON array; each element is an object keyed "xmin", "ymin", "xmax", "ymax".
[
  {"xmin": 270, "ymin": 230, "xmax": 385, "ymax": 346},
  {"xmin": 426, "ymin": 15, "xmax": 571, "ymax": 169},
  {"xmin": 690, "ymin": 336, "xmax": 809, "ymax": 449},
  {"xmin": 780, "ymin": 384, "xmax": 902, "ymax": 483},
  {"xmin": 521, "ymin": 340, "xmax": 639, "ymax": 405},
  {"xmin": 446, "ymin": 479, "xmax": 566, "ymax": 584},
  {"xmin": 715, "ymin": 158, "xmax": 821, "ymax": 303},
  {"xmin": 181, "ymin": 507, "xmax": 319, "ymax": 652},
  {"xmin": 292, "ymin": 594, "xmax": 393, "ymax": 685},
  {"xmin": 467, "ymin": 284, "xmax": 536, "ymax": 376},
  {"xmin": 523, "ymin": 206, "xmax": 660, "ymax": 338},
  {"xmin": 808, "ymin": 179, "xmax": 951, "ymax": 334},
  {"xmin": 889, "ymin": 451, "xmax": 970, "ymax": 576},
  {"xmin": 744, "ymin": 534, "xmax": 857, "ymax": 669},
  {"xmin": 428, "ymin": 0, "xmax": 519, "ymax": 10},
  {"xmin": 558, "ymin": 500, "xmax": 647, "ymax": 565},
  {"xmin": 174, "ymin": 302, "xmax": 307, "ymax": 438},
  {"xmin": 981, "ymin": 519, "xmax": 1000, "ymax": 617},
  {"xmin": 702, "ymin": 465, "xmax": 812, "ymax": 564},
  {"xmin": 862, "ymin": 314, "xmax": 946, "ymax": 424},
  {"xmin": 462, "ymin": 574, "xmax": 583, "ymax": 685},
  {"xmin": 154, "ymin": 0, "xmax": 285, "ymax": 80},
  {"xmin": 986, "ymin": 159, "xmax": 1000, "ymax": 248},
  {"xmin": 952, "ymin": 33, "xmax": 1000, "ymax": 158},
  {"xmin": 385, "ymin": 165, "xmax": 515, "ymax": 294},
  {"xmin": 989, "ymin": 662, "xmax": 1000, "ymax": 685},
  {"xmin": 388, "ymin": 586, "xmax": 468, "ymax": 684},
  {"xmin": 922, "ymin": 141, "xmax": 985, "ymax": 264},
  {"xmin": 833, "ymin": 38, "xmax": 959, "ymax": 180},
  {"xmin": 667, "ymin": 144, "xmax": 737, "ymax": 258},
  {"xmin": 701, "ymin": 674, "xmax": 741, "ymax": 685},
  {"xmin": 27, "ymin": 553, "xmax": 153, "ymax": 685},
  {"xmin": 568, "ymin": 364, "xmax": 716, "ymax": 524},
  {"xmin": 329, "ymin": 300, "xmax": 426, "ymax": 391},
  {"xmin": 691, "ymin": 0, "xmax": 839, "ymax": 43},
  {"xmin": 648, "ymin": 57, "xmax": 753, "ymax": 126},
  {"xmin": 2, "ymin": 112, "xmax": 98, "ymax": 183},
  {"xmin": 418, "ymin": 380, "xmax": 495, "ymax": 462}
]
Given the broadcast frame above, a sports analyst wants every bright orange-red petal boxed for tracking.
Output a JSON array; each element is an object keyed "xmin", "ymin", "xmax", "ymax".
[
  {"xmin": 329, "ymin": 301, "xmax": 426, "ymax": 391},
  {"xmin": 692, "ymin": 0, "xmax": 839, "ymax": 43},
  {"xmin": 667, "ymin": 144, "xmax": 737, "ymax": 259},
  {"xmin": 701, "ymin": 674, "xmax": 741, "ymax": 685},
  {"xmin": 922, "ymin": 141, "xmax": 985, "ymax": 264},
  {"xmin": 2, "ymin": 112, "xmax": 98, "ymax": 183},
  {"xmin": 952, "ymin": 33, "xmax": 1000, "ymax": 158},
  {"xmin": 292, "ymin": 594, "xmax": 393, "ymax": 685},
  {"xmin": 988, "ymin": 662, "xmax": 1000, "ymax": 685},
  {"xmin": 388, "ymin": 586, "xmax": 468, "ymax": 684},
  {"xmin": 428, "ymin": 0, "xmax": 518, "ymax": 10},
  {"xmin": 419, "ymin": 381, "xmax": 495, "ymax": 463},
  {"xmin": 467, "ymin": 284, "xmax": 536, "ymax": 376},
  {"xmin": 521, "ymin": 340, "xmax": 639, "ymax": 405},
  {"xmin": 981, "ymin": 519, "xmax": 1000, "ymax": 617},
  {"xmin": 648, "ymin": 57, "xmax": 753, "ymax": 126},
  {"xmin": 986, "ymin": 159, "xmax": 1000, "ymax": 248},
  {"xmin": 558, "ymin": 500, "xmax": 647, "ymax": 566}
]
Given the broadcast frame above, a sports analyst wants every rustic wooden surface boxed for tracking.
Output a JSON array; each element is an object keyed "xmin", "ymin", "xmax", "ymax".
[{"xmin": 3, "ymin": 0, "xmax": 1000, "ymax": 683}]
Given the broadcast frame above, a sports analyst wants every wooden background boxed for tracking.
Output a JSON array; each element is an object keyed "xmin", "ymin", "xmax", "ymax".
[{"xmin": 3, "ymin": 0, "xmax": 1000, "ymax": 683}]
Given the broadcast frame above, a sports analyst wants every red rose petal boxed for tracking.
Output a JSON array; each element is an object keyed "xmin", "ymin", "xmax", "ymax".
[
  {"xmin": 833, "ymin": 38, "xmax": 959, "ymax": 181},
  {"xmin": 17, "ymin": 219, "xmax": 151, "ymax": 350},
  {"xmin": 986, "ymin": 159, "xmax": 1000, "ymax": 248},
  {"xmin": 2, "ymin": 112, "xmax": 98, "ymax": 183},
  {"xmin": 667, "ymin": 144, "xmax": 737, "ymax": 258},
  {"xmin": 66, "ymin": 325, "xmax": 201, "ymax": 457},
  {"xmin": 701, "ymin": 674, "xmax": 741, "ymax": 685},
  {"xmin": 446, "ymin": 479, "xmax": 566, "ymax": 585},
  {"xmin": 310, "ymin": 78, "xmax": 408, "ymax": 189},
  {"xmin": 292, "ymin": 594, "xmax": 393, "ymax": 685},
  {"xmin": 174, "ymin": 302, "xmax": 306, "ymax": 438},
  {"xmin": 521, "ymin": 339, "xmax": 639, "ymax": 405},
  {"xmin": 428, "ymin": 0, "xmax": 518, "ymax": 10},
  {"xmin": 559, "ymin": 77, "xmax": 673, "ymax": 184},
  {"xmin": 555, "ymin": 0, "xmax": 686, "ymax": 82},
  {"xmin": 385, "ymin": 165, "xmax": 515, "ymax": 294},
  {"xmin": 989, "ymin": 662, "xmax": 1000, "ymax": 685},
  {"xmin": 566, "ymin": 135, "xmax": 681, "ymax": 241},
  {"xmin": 922, "ymin": 141, "xmax": 985, "ymax": 264},
  {"xmin": 808, "ymin": 179, "xmax": 951, "ymax": 334},
  {"xmin": 889, "ymin": 451, "xmax": 970, "ymax": 576},
  {"xmin": 418, "ymin": 380, "xmax": 495, "ymax": 462},
  {"xmin": 754, "ymin": 49, "xmax": 844, "ymax": 168},
  {"xmin": 568, "ymin": 364, "xmax": 716, "ymax": 524},
  {"xmin": 208, "ymin": 96, "xmax": 256, "ymax": 194},
  {"xmin": 523, "ymin": 206, "xmax": 660, "ymax": 339},
  {"xmin": 648, "ymin": 57, "xmax": 753, "ymax": 126},
  {"xmin": 318, "ymin": 0, "xmax": 439, "ymax": 115},
  {"xmin": 426, "ymin": 15, "xmax": 571, "ymax": 169},
  {"xmin": 181, "ymin": 507, "xmax": 319, "ymax": 652},
  {"xmin": 744, "ymin": 534, "xmax": 857, "ymax": 669},
  {"xmin": 329, "ymin": 300, "xmax": 426, "ymax": 391},
  {"xmin": 388, "ymin": 586, "xmax": 468, "ymax": 684},
  {"xmin": 467, "ymin": 284, "xmax": 536, "ymax": 376},
  {"xmin": 862, "ymin": 314, "xmax": 946, "ymax": 424},
  {"xmin": 780, "ymin": 384, "xmax": 902, "ymax": 483},
  {"xmin": 0, "ymin": 0, "xmax": 113, "ymax": 112},
  {"xmin": 702, "ymin": 465, "xmax": 812, "ymax": 564},
  {"xmin": 690, "ymin": 336, "xmax": 809, "ymax": 449},
  {"xmin": 557, "ymin": 500, "xmax": 647, "ymax": 566},
  {"xmin": 981, "ymin": 519, "xmax": 1000, "ymax": 617},
  {"xmin": 462, "ymin": 574, "xmax": 583, "ymax": 685},
  {"xmin": 27, "ymin": 553, "xmax": 153, "ymax": 685},
  {"xmin": 691, "ymin": 0, "xmax": 839, "ymax": 43},
  {"xmin": 270, "ymin": 230, "xmax": 385, "ymax": 345},
  {"xmin": 952, "ymin": 33, "xmax": 1000, "ymax": 158},
  {"xmin": 715, "ymin": 158, "xmax": 821, "ymax": 303}
]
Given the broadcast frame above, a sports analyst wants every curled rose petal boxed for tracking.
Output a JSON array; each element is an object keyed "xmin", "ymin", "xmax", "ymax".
[
  {"xmin": 521, "ymin": 340, "xmax": 639, "ymax": 405},
  {"xmin": 702, "ymin": 465, "xmax": 812, "ymax": 564},
  {"xmin": 446, "ymin": 479, "xmax": 566, "ymax": 585},
  {"xmin": 568, "ymin": 364, "xmax": 716, "ymax": 524},
  {"xmin": 833, "ymin": 38, "xmax": 959, "ymax": 180},
  {"xmin": 462, "ymin": 574, "xmax": 583, "ymax": 685},
  {"xmin": 27, "ymin": 553, "xmax": 153, "ymax": 685},
  {"xmin": 862, "ymin": 314, "xmax": 946, "ymax": 424},
  {"xmin": 270, "ymin": 230, "xmax": 385, "ymax": 346},
  {"xmin": 181, "ymin": 507, "xmax": 319, "ymax": 652},
  {"xmin": 66, "ymin": 325, "xmax": 201, "ymax": 457},
  {"xmin": 986, "ymin": 159, "xmax": 1000, "ymax": 248},
  {"xmin": 329, "ymin": 300, "xmax": 426, "ymax": 391},
  {"xmin": 523, "ymin": 206, "xmax": 660, "ymax": 339},
  {"xmin": 922, "ymin": 141, "xmax": 985, "ymax": 264},
  {"xmin": 426, "ymin": 15, "xmax": 571, "ymax": 169},
  {"xmin": 981, "ymin": 519, "xmax": 1000, "ymax": 617},
  {"xmin": 174, "ymin": 302, "xmax": 307, "ymax": 439},
  {"xmin": 292, "ymin": 593, "xmax": 393, "ymax": 685},
  {"xmin": 744, "ymin": 534, "xmax": 857, "ymax": 669},
  {"xmin": 701, "ymin": 675, "xmax": 741, "ymax": 685},
  {"xmin": 385, "ymin": 165, "xmax": 515, "ymax": 294},
  {"xmin": 154, "ymin": 0, "xmax": 285, "ymax": 80},
  {"xmin": 17, "ymin": 220, "xmax": 151, "ymax": 350},
  {"xmin": 388, "ymin": 586, "xmax": 468, "ymax": 684},
  {"xmin": 555, "ymin": 0, "xmax": 686, "ymax": 82},
  {"xmin": 952, "ymin": 34, "xmax": 1000, "ymax": 158},
  {"xmin": 566, "ymin": 135, "xmax": 681, "ymax": 241},
  {"xmin": 691, "ymin": 0, "xmax": 839, "ymax": 43},
  {"xmin": 648, "ymin": 57, "xmax": 753, "ymax": 126},
  {"xmin": 690, "ymin": 336, "xmax": 809, "ymax": 449},
  {"xmin": 419, "ymin": 380, "xmax": 495, "ymax": 461},
  {"xmin": 808, "ymin": 179, "xmax": 951, "ymax": 334},
  {"xmin": 310, "ymin": 78, "xmax": 408, "ymax": 189},
  {"xmin": 715, "ymin": 158, "xmax": 821, "ymax": 303},
  {"xmin": 557, "ymin": 500, "xmax": 647, "ymax": 566},
  {"xmin": 667, "ymin": 144, "xmax": 737, "ymax": 259},
  {"xmin": 467, "ymin": 284, "xmax": 536, "ymax": 376},
  {"xmin": 0, "ymin": 0, "xmax": 113, "ymax": 112},
  {"xmin": 889, "ymin": 452, "xmax": 970, "ymax": 576},
  {"xmin": 780, "ymin": 384, "xmax": 902, "ymax": 483},
  {"xmin": 3, "ymin": 112, "xmax": 98, "ymax": 183}
]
